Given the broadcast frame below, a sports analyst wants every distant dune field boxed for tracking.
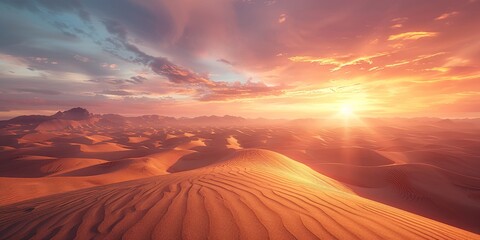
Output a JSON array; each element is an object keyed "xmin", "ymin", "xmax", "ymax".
[{"xmin": 0, "ymin": 109, "xmax": 479, "ymax": 239}]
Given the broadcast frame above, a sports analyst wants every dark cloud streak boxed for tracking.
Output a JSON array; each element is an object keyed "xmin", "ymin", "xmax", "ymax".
[
  {"xmin": 14, "ymin": 88, "xmax": 62, "ymax": 95},
  {"xmin": 88, "ymin": 75, "xmax": 147, "ymax": 85},
  {"xmin": 2, "ymin": 0, "xmax": 91, "ymax": 21}
]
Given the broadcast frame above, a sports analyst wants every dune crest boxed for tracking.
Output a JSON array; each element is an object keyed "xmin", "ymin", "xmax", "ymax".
[{"xmin": 0, "ymin": 149, "xmax": 476, "ymax": 239}]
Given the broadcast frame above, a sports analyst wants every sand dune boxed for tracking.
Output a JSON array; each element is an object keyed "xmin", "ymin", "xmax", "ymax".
[
  {"xmin": 226, "ymin": 135, "xmax": 242, "ymax": 149},
  {"xmin": 73, "ymin": 142, "xmax": 130, "ymax": 153},
  {"xmin": 128, "ymin": 136, "xmax": 150, "ymax": 143},
  {"xmin": 174, "ymin": 138, "xmax": 207, "ymax": 150},
  {"xmin": 60, "ymin": 150, "xmax": 194, "ymax": 177},
  {"xmin": 0, "ymin": 156, "xmax": 106, "ymax": 178},
  {"xmin": 1, "ymin": 114, "xmax": 479, "ymax": 238},
  {"xmin": 311, "ymin": 162, "xmax": 480, "ymax": 231},
  {"xmin": 86, "ymin": 134, "xmax": 113, "ymax": 143},
  {"xmin": 0, "ymin": 149, "xmax": 476, "ymax": 239},
  {"xmin": 18, "ymin": 132, "xmax": 59, "ymax": 143},
  {"xmin": 0, "ymin": 149, "xmax": 195, "ymax": 205},
  {"xmin": 305, "ymin": 147, "xmax": 395, "ymax": 166}
]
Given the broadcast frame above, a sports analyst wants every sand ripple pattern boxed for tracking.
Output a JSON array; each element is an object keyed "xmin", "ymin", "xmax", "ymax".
[{"xmin": 0, "ymin": 149, "xmax": 477, "ymax": 240}]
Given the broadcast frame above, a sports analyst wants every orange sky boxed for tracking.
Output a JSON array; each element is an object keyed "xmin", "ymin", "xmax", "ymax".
[{"xmin": 0, "ymin": 0, "xmax": 479, "ymax": 119}]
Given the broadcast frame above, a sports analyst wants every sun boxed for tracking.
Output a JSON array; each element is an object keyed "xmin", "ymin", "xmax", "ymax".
[{"xmin": 340, "ymin": 104, "xmax": 354, "ymax": 117}]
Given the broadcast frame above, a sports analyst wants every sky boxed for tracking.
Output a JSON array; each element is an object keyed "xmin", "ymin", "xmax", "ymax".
[{"xmin": 0, "ymin": 0, "xmax": 479, "ymax": 119}]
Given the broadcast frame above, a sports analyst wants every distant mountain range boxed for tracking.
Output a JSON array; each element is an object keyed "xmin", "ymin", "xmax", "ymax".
[
  {"xmin": 1, "ymin": 107, "xmax": 479, "ymax": 131},
  {"xmin": 0, "ymin": 107, "xmax": 274, "ymax": 130}
]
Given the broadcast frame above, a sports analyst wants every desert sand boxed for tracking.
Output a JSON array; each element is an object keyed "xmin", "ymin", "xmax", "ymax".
[{"xmin": 0, "ymin": 109, "xmax": 479, "ymax": 239}]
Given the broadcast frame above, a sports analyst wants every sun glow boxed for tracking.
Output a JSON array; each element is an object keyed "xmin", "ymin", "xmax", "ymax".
[{"xmin": 340, "ymin": 104, "xmax": 354, "ymax": 117}]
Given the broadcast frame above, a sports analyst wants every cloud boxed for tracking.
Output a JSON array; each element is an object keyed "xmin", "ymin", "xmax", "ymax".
[
  {"xmin": 388, "ymin": 32, "xmax": 438, "ymax": 41},
  {"xmin": 427, "ymin": 67, "xmax": 449, "ymax": 73},
  {"xmin": 150, "ymin": 57, "xmax": 213, "ymax": 85},
  {"xmin": 391, "ymin": 24, "xmax": 403, "ymax": 29},
  {"xmin": 14, "ymin": 88, "xmax": 61, "ymax": 95},
  {"xmin": 128, "ymin": 75, "xmax": 147, "ymax": 84},
  {"xmin": 89, "ymin": 75, "xmax": 146, "ymax": 85},
  {"xmin": 89, "ymin": 78, "xmax": 123, "ymax": 85},
  {"xmin": 149, "ymin": 56, "xmax": 285, "ymax": 101},
  {"xmin": 217, "ymin": 58, "xmax": 234, "ymax": 66},
  {"xmin": 278, "ymin": 13, "xmax": 287, "ymax": 23},
  {"xmin": 199, "ymin": 80, "xmax": 285, "ymax": 101},
  {"xmin": 102, "ymin": 19, "xmax": 128, "ymax": 40},
  {"xmin": 392, "ymin": 17, "xmax": 408, "ymax": 23},
  {"xmin": 2, "ymin": 0, "xmax": 90, "ymax": 21},
  {"xmin": 389, "ymin": 18, "xmax": 407, "ymax": 29},
  {"xmin": 101, "ymin": 63, "xmax": 117, "ymax": 69},
  {"xmin": 286, "ymin": 83, "xmax": 362, "ymax": 96},
  {"xmin": 289, "ymin": 52, "xmax": 389, "ymax": 71},
  {"xmin": 369, "ymin": 52, "xmax": 446, "ymax": 71},
  {"xmin": 100, "ymin": 90, "xmax": 135, "ymax": 96},
  {"xmin": 435, "ymin": 11, "xmax": 459, "ymax": 21},
  {"xmin": 98, "ymin": 17, "xmax": 220, "ymax": 87},
  {"xmin": 97, "ymin": 18, "xmax": 160, "ymax": 66},
  {"xmin": 73, "ymin": 54, "xmax": 89, "ymax": 63}
]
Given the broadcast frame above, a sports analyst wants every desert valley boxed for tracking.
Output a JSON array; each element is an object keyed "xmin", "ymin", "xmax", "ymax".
[{"xmin": 0, "ymin": 108, "xmax": 479, "ymax": 239}]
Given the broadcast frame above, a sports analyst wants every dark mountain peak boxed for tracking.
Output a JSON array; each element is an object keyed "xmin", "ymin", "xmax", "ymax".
[
  {"xmin": 53, "ymin": 107, "xmax": 91, "ymax": 120},
  {"xmin": 223, "ymin": 115, "xmax": 246, "ymax": 121}
]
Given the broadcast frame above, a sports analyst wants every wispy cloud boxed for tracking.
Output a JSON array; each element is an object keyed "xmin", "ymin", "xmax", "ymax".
[
  {"xmin": 435, "ymin": 11, "xmax": 459, "ymax": 20},
  {"xmin": 388, "ymin": 32, "xmax": 438, "ymax": 41},
  {"xmin": 100, "ymin": 90, "xmax": 136, "ymax": 96},
  {"xmin": 369, "ymin": 52, "xmax": 446, "ymax": 71},
  {"xmin": 278, "ymin": 13, "xmax": 287, "ymax": 23},
  {"xmin": 14, "ymin": 88, "xmax": 62, "ymax": 95},
  {"xmin": 89, "ymin": 75, "xmax": 147, "ymax": 85},
  {"xmin": 217, "ymin": 58, "xmax": 234, "ymax": 66},
  {"xmin": 150, "ymin": 57, "xmax": 213, "ymax": 85},
  {"xmin": 289, "ymin": 52, "xmax": 389, "ymax": 71},
  {"xmin": 198, "ymin": 80, "xmax": 285, "ymax": 101},
  {"xmin": 391, "ymin": 24, "xmax": 403, "ymax": 29}
]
